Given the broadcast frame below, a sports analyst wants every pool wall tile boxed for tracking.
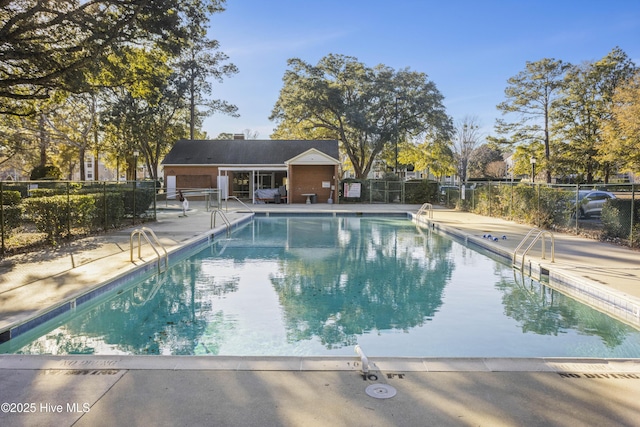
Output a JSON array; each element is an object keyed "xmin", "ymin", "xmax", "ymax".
[
  {"xmin": 549, "ymin": 270, "xmax": 640, "ymax": 328},
  {"xmin": 10, "ymin": 302, "xmax": 73, "ymax": 340}
]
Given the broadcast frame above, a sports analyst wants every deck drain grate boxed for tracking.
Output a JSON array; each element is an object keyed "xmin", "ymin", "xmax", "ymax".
[{"xmin": 365, "ymin": 383, "xmax": 397, "ymax": 399}]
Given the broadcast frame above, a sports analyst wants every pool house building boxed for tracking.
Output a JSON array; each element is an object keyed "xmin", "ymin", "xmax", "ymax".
[{"xmin": 161, "ymin": 139, "xmax": 340, "ymax": 204}]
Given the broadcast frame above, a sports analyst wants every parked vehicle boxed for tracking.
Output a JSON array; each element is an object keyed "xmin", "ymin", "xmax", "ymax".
[{"xmin": 575, "ymin": 190, "xmax": 616, "ymax": 218}]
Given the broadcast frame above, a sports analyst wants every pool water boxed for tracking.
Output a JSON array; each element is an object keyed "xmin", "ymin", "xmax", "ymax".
[{"xmin": 2, "ymin": 216, "xmax": 640, "ymax": 357}]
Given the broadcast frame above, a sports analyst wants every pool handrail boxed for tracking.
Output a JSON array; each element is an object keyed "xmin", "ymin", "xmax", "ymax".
[
  {"xmin": 513, "ymin": 227, "xmax": 555, "ymax": 271},
  {"xmin": 225, "ymin": 196, "xmax": 254, "ymax": 213},
  {"xmin": 417, "ymin": 203, "xmax": 433, "ymax": 219},
  {"xmin": 211, "ymin": 209, "xmax": 232, "ymax": 235},
  {"xmin": 130, "ymin": 227, "xmax": 168, "ymax": 273}
]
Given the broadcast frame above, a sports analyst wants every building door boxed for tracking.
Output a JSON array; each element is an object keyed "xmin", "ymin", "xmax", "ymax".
[
  {"xmin": 232, "ymin": 172, "xmax": 250, "ymax": 199},
  {"xmin": 166, "ymin": 175, "xmax": 176, "ymax": 199},
  {"xmin": 255, "ymin": 171, "xmax": 273, "ymax": 189}
]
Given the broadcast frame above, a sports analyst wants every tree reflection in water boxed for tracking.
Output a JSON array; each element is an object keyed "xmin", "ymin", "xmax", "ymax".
[
  {"xmin": 498, "ymin": 271, "xmax": 633, "ymax": 348},
  {"xmin": 269, "ymin": 217, "xmax": 454, "ymax": 349}
]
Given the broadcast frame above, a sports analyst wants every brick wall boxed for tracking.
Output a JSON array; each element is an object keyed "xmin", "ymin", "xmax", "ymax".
[
  {"xmin": 289, "ymin": 165, "xmax": 337, "ymax": 203},
  {"xmin": 164, "ymin": 166, "xmax": 219, "ymax": 190}
]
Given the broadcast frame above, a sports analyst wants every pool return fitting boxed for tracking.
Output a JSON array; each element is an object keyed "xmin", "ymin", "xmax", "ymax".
[
  {"xmin": 355, "ymin": 345, "xmax": 398, "ymax": 399},
  {"xmin": 354, "ymin": 345, "xmax": 369, "ymax": 374}
]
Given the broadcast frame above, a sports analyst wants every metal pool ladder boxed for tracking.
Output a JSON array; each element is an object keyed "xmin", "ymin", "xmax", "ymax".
[
  {"xmin": 211, "ymin": 209, "xmax": 232, "ymax": 235},
  {"xmin": 512, "ymin": 227, "xmax": 555, "ymax": 271},
  {"xmin": 417, "ymin": 203, "xmax": 433, "ymax": 219},
  {"xmin": 130, "ymin": 227, "xmax": 168, "ymax": 272}
]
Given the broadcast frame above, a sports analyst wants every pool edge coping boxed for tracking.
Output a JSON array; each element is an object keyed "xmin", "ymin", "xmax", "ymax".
[{"xmin": 1, "ymin": 354, "xmax": 640, "ymax": 374}]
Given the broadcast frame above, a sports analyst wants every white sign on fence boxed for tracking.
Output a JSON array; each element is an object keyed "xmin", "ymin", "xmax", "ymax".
[{"xmin": 344, "ymin": 182, "xmax": 361, "ymax": 198}]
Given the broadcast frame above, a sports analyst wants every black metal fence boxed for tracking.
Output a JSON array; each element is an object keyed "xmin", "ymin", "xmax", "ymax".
[
  {"xmin": 3, "ymin": 178, "xmax": 637, "ymax": 255},
  {"xmin": 1, "ymin": 180, "xmax": 157, "ymax": 255},
  {"xmin": 338, "ymin": 179, "xmax": 639, "ymax": 248},
  {"xmin": 339, "ymin": 179, "xmax": 438, "ymax": 204},
  {"xmin": 439, "ymin": 182, "xmax": 638, "ymax": 248}
]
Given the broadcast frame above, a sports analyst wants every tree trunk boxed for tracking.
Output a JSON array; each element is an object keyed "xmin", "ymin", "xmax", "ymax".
[
  {"xmin": 79, "ymin": 146, "xmax": 85, "ymax": 181},
  {"xmin": 39, "ymin": 113, "xmax": 48, "ymax": 167}
]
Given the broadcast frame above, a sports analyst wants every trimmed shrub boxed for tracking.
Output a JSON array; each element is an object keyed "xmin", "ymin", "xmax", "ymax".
[
  {"xmin": 1, "ymin": 183, "xmax": 29, "ymax": 198},
  {"xmin": 602, "ymin": 199, "xmax": 639, "ymax": 240},
  {"xmin": 1, "ymin": 191, "xmax": 23, "ymax": 238},
  {"xmin": 1, "ymin": 205, "xmax": 23, "ymax": 238},
  {"xmin": 91, "ymin": 191, "xmax": 126, "ymax": 230},
  {"xmin": 1, "ymin": 190, "xmax": 21, "ymax": 206},
  {"xmin": 122, "ymin": 186, "xmax": 155, "ymax": 218},
  {"xmin": 23, "ymin": 195, "xmax": 96, "ymax": 244},
  {"xmin": 30, "ymin": 165, "xmax": 62, "ymax": 180},
  {"xmin": 28, "ymin": 188, "xmax": 64, "ymax": 197},
  {"xmin": 404, "ymin": 180, "xmax": 438, "ymax": 204}
]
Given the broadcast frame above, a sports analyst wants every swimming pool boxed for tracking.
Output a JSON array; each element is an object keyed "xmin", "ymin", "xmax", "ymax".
[{"xmin": 2, "ymin": 215, "xmax": 640, "ymax": 357}]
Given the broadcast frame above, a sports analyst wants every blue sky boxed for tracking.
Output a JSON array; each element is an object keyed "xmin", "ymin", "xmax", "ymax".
[{"xmin": 204, "ymin": 0, "xmax": 640, "ymax": 139}]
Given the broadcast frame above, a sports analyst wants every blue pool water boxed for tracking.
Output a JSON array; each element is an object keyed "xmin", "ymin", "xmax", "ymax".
[{"xmin": 2, "ymin": 216, "xmax": 640, "ymax": 357}]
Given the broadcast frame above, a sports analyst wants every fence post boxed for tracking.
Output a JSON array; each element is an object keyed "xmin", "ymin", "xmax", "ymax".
[
  {"xmin": 66, "ymin": 181, "xmax": 71, "ymax": 237},
  {"xmin": 132, "ymin": 180, "xmax": 136, "ymax": 225},
  {"xmin": 536, "ymin": 183, "xmax": 540, "ymax": 227},
  {"xmin": 473, "ymin": 185, "xmax": 476, "ymax": 210},
  {"xmin": 1, "ymin": 181, "xmax": 4, "ymax": 256},
  {"xmin": 103, "ymin": 181, "xmax": 108, "ymax": 231},
  {"xmin": 575, "ymin": 184, "xmax": 579, "ymax": 234},
  {"xmin": 631, "ymin": 183, "xmax": 636, "ymax": 248},
  {"xmin": 152, "ymin": 180, "xmax": 157, "ymax": 220},
  {"xmin": 510, "ymin": 182, "xmax": 514, "ymax": 220}
]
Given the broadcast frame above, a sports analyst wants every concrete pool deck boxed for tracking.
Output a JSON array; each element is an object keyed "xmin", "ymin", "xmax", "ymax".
[{"xmin": 1, "ymin": 201, "xmax": 640, "ymax": 426}]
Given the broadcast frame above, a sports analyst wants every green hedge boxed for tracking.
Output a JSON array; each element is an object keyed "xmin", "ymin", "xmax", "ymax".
[
  {"xmin": 21, "ymin": 188, "xmax": 154, "ymax": 243},
  {"xmin": 1, "ymin": 190, "xmax": 21, "ymax": 206},
  {"xmin": 1, "ymin": 191, "xmax": 23, "ymax": 239},
  {"xmin": 466, "ymin": 184, "xmax": 574, "ymax": 228},
  {"xmin": 1, "ymin": 205, "xmax": 22, "ymax": 238},
  {"xmin": 23, "ymin": 195, "xmax": 96, "ymax": 244},
  {"xmin": 404, "ymin": 180, "xmax": 438, "ymax": 204},
  {"xmin": 122, "ymin": 187, "xmax": 155, "ymax": 217},
  {"xmin": 92, "ymin": 191, "xmax": 126, "ymax": 230},
  {"xmin": 602, "ymin": 199, "xmax": 640, "ymax": 244}
]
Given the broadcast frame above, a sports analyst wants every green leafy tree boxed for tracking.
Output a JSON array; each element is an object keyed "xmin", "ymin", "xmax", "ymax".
[
  {"xmin": 174, "ymin": 16, "xmax": 238, "ymax": 140},
  {"xmin": 399, "ymin": 136, "xmax": 455, "ymax": 181},
  {"xmin": 44, "ymin": 92, "xmax": 98, "ymax": 180},
  {"xmin": 0, "ymin": 0, "xmax": 226, "ymax": 114},
  {"xmin": 553, "ymin": 48, "xmax": 637, "ymax": 183},
  {"xmin": 270, "ymin": 54, "xmax": 452, "ymax": 178},
  {"xmin": 494, "ymin": 58, "xmax": 569, "ymax": 183},
  {"xmin": 1, "ymin": 1, "xmax": 230, "ymax": 176},
  {"xmin": 101, "ymin": 47, "xmax": 182, "ymax": 181},
  {"xmin": 602, "ymin": 71, "xmax": 640, "ymax": 174}
]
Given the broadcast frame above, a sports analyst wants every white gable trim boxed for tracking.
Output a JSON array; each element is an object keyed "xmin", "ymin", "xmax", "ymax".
[{"xmin": 285, "ymin": 148, "xmax": 340, "ymax": 165}]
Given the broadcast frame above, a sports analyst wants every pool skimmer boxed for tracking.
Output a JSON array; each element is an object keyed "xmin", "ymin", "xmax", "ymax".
[{"xmin": 365, "ymin": 383, "xmax": 397, "ymax": 399}]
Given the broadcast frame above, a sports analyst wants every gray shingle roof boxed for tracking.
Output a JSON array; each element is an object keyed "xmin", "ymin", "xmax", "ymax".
[{"xmin": 161, "ymin": 139, "xmax": 339, "ymax": 165}]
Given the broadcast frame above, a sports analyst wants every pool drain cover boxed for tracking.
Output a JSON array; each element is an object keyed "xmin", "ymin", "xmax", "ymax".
[{"xmin": 365, "ymin": 383, "xmax": 397, "ymax": 399}]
